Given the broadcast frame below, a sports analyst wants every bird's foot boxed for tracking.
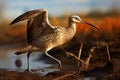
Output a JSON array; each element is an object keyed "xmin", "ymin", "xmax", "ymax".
[
  {"xmin": 24, "ymin": 69, "xmax": 32, "ymax": 72},
  {"xmin": 59, "ymin": 66, "xmax": 63, "ymax": 71},
  {"xmin": 58, "ymin": 61, "xmax": 62, "ymax": 71}
]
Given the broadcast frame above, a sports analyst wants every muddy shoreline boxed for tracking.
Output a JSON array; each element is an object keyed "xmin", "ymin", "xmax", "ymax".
[
  {"xmin": 0, "ymin": 41, "xmax": 120, "ymax": 80},
  {"xmin": 0, "ymin": 63, "xmax": 119, "ymax": 80}
]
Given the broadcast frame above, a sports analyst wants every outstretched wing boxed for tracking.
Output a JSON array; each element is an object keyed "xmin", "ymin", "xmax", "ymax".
[
  {"xmin": 10, "ymin": 9, "xmax": 45, "ymax": 25},
  {"xmin": 27, "ymin": 10, "xmax": 54, "ymax": 43},
  {"xmin": 10, "ymin": 9, "xmax": 55, "ymax": 43}
]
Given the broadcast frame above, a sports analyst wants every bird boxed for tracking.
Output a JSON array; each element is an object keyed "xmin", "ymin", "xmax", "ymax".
[{"xmin": 10, "ymin": 9, "xmax": 101, "ymax": 72}]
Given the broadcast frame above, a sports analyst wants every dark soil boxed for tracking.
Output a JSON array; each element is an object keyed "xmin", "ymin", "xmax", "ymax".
[{"xmin": 0, "ymin": 40, "xmax": 120, "ymax": 80}]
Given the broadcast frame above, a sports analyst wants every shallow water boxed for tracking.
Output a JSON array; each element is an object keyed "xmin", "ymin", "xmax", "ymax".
[
  {"xmin": 0, "ymin": 46, "xmax": 95, "ymax": 80},
  {"xmin": 0, "ymin": 47, "xmax": 59, "ymax": 75}
]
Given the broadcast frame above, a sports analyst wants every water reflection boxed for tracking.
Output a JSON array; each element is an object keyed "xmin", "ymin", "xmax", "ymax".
[
  {"xmin": 0, "ymin": 48, "xmax": 57, "ymax": 74},
  {"xmin": 0, "ymin": 47, "xmax": 96, "ymax": 80}
]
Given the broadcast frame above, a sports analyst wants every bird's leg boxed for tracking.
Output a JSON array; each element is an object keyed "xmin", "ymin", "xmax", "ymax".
[
  {"xmin": 25, "ymin": 52, "xmax": 32, "ymax": 72},
  {"xmin": 45, "ymin": 51, "xmax": 62, "ymax": 71},
  {"xmin": 78, "ymin": 43, "xmax": 83, "ymax": 67}
]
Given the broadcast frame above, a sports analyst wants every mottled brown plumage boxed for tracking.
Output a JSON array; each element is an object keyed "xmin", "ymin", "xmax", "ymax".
[{"xmin": 10, "ymin": 9, "xmax": 101, "ymax": 72}]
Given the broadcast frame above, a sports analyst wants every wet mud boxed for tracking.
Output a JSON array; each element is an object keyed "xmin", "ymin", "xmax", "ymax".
[{"xmin": 0, "ymin": 41, "xmax": 120, "ymax": 80}]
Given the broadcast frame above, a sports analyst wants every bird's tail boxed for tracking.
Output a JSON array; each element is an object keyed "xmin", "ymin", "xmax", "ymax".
[
  {"xmin": 15, "ymin": 45, "xmax": 40, "ymax": 55},
  {"xmin": 10, "ymin": 9, "xmax": 46, "ymax": 25}
]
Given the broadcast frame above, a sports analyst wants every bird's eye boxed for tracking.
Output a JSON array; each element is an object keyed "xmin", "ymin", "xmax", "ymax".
[{"xmin": 75, "ymin": 17, "xmax": 78, "ymax": 20}]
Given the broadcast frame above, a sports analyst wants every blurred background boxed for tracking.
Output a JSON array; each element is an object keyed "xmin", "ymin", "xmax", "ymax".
[
  {"xmin": 0, "ymin": 0, "xmax": 120, "ymax": 71},
  {"xmin": 0, "ymin": 0, "xmax": 120, "ymax": 45}
]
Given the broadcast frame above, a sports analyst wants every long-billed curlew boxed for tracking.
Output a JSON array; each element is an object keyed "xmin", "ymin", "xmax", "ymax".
[{"xmin": 10, "ymin": 9, "xmax": 101, "ymax": 72}]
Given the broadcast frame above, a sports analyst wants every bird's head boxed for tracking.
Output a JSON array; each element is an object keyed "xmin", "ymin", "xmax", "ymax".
[
  {"xmin": 69, "ymin": 15, "xmax": 81, "ymax": 23},
  {"xmin": 69, "ymin": 15, "xmax": 102, "ymax": 32}
]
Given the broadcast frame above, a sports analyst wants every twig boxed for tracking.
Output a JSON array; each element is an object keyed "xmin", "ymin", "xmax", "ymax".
[
  {"xmin": 106, "ymin": 44, "xmax": 111, "ymax": 61},
  {"xmin": 77, "ymin": 54, "xmax": 92, "ymax": 74},
  {"xmin": 53, "ymin": 72, "xmax": 76, "ymax": 80},
  {"xmin": 84, "ymin": 54, "xmax": 92, "ymax": 70},
  {"xmin": 66, "ymin": 52, "xmax": 84, "ymax": 63},
  {"xmin": 96, "ymin": 41, "xmax": 111, "ymax": 61}
]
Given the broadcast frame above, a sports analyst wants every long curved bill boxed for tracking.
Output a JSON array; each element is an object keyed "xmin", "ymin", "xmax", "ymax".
[{"xmin": 81, "ymin": 20, "xmax": 102, "ymax": 33}]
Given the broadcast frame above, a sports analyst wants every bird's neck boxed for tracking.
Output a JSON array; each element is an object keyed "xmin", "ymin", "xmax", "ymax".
[{"xmin": 68, "ymin": 21, "xmax": 76, "ymax": 32}]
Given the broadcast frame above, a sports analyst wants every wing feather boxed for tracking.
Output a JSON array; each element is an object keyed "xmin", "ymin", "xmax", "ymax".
[
  {"xmin": 10, "ymin": 9, "xmax": 55, "ymax": 44},
  {"xmin": 27, "ymin": 11, "xmax": 54, "ymax": 43},
  {"xmin": 10, "ymin": 9, "xmax": 46, "ymax": 25}
]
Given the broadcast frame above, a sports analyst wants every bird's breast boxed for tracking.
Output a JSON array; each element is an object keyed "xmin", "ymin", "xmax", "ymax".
[
  {"xmin": 54, "ymin": 28, "xmax": 75, "ymax": 46},
  {"xmin": 29, "ymin": 27, "xmax": 75, "ymax": 51}
]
